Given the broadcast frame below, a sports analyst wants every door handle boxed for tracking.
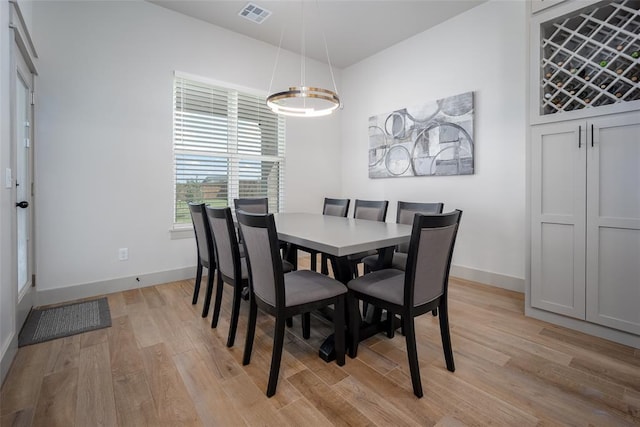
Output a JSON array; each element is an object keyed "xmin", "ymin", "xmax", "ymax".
[
  {"xmin": 578, "ymin": 125, "xmax": 582, "ymax": 148},
  {"xmin": 16, "ymin": 201, "xmax": 29, "ymax": 208}
]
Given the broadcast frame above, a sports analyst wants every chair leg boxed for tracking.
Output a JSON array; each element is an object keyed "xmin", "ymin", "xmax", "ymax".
[
  {"xmin": 302, "ymin": 312, "xmax": 310, "ymax": 339},
  {"xmin": 432, "ymin": 308, "xmax": 438, "ymax": 317},
  {"xmin": 438, "ymin": 301, "xmax": 455, "ymax": 372},
  {"xmin": 192, "ymin": 263, "xmax": 203, "ymax": 305},
  {"xmin": 242, "ymin": 295, "xmax": 258, "ymax": 366},
  {"xmin": 321, "ymin": 254, "xmax": 329, "ymax": 275},
  {"xmin": 266, "ymin": 316, "xmax": 287, "ymax": 397},
  {"xmin": 350, "ymin": 261, "xmax": 359, "ymax": 278},
  {"xmin": 211, "ymin": 271, "xmax": 224, "ymax": 328},
  {"xmin": 226, "ymin": 283, "xmax": 242, "ymax": 347},
  {"xmin": 310, "ymin": 253, "xmax": 317, "ymax": 272},
  {"xmin": 348, "ymin": 293, "xmax": 361, "ymax": 358},
  {"xmin": 286, "ymin": 318, "xmax": 293, "ymax": 327},
  {"xmin": 334, "ymin": 296, "xmax": 345, "ymax": 366},
  {"xmin": 403, "ymin": 315, "xmax": 423, "ymax": 398},
  {"xmin": 201, "ymin": 268, "xmax": 215, "ymax": 318},
  {"xmin": 386, "ymin": 311, "xmax": 395, "ymax": 339}
]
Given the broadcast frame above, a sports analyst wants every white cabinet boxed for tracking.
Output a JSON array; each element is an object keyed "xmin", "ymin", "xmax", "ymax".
[{"xmin": 531, "ymin": 111, "xmax": 640, "ymax": 334}]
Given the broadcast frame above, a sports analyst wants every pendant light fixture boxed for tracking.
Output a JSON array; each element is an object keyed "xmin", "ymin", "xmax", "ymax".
[{"xmin": 266, "ymin": 1, "xmax": 341, "ymax": 118}]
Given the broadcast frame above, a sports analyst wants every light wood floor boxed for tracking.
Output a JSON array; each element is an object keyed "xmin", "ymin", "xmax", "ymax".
[{"xmin": 2, "ymin": 256, "xmax": 640, "ymax": 426}]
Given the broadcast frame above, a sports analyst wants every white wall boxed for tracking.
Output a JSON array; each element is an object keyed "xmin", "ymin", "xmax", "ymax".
[
  {"xmin": 340, "ymin": 0, "xmax": 528, "ymax": 287},
  {"xmin": 31, "ymin": 0, "xmax": 341, "ymax": 296}
]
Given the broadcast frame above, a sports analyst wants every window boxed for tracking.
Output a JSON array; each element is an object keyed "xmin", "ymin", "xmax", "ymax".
[{"xmin": 173, "ymin": 75, "xmax": 285, "ymax": 225}]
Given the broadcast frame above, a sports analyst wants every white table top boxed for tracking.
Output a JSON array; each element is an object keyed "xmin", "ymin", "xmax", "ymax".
[{"xmin": 274, "ymin": 212, "xmax": 412, "ymax": 257}]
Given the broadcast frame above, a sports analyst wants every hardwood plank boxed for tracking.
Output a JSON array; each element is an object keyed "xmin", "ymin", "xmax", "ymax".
[
  {"xmin": 287, "ymin": 369, "xmax": 375, "ymax": 426},
  {"xmin": 140, "ymin": 286, "xmax": 166, "ymax": 309},
  {"xmin": 32, "ymin": 368, "xmax": 78, "ymax": 426},
  {"xmin": 0, "ymin": 408, "xmax": 33, "ymax": 427},
  {"xmin": 44, "ymin": 335, "xmax": 81, "ymax": 375},
  {"xmin": 342, "ymin": 358, "xmax": 444, "ymax": 425},
  {"xmin": 106, "ymin": 292, "xmax": 127, "ymax": 318},
  {"xmin": 74, "ymin": 341, "xmax": 117, "ymax": 427},
  {"xmin": 333, "ymin": 375, "xmax": 419, "ymax": 427},
  {"xmin": 140, "ymin": 343, "xmax": 201, "ymax": 426},
  {"xmin": 122, "ymin": 288, "xmax": 144, "ymax": 305},
  {"xmin": 111, "ymin": 370, "xmax": 159, "ymax": 427},
  {"xmin": 192, "ymin": 337, "xmax": 244, "ymax": 382},
  {"xmin": 173, "ymin": 349, "xmax": 247, "ymax": 426},
  {"xmin": 506, "ymin": 352, "xmax": 640, "ymax": 424},
  {"xmin": 221, "ymin": 373, "xmax": 288, "ymax": 425},
  {"xmin": 108, "ymin": 315, "xmax": 145, "ymax": 377},
  {"xmin": 147, "ymin": 306, "xmax": 194, "ymax": 356},
  {"xmin": 278, "ymin": 396, "xmax": 333, "ymax": 426},
  {"xmin": 128, "ymin": 305, "xmax": 164, "ymax": 349},
  {"xmin": 0, "ymin": 342, "xmax": 51, "ymax": 416},
  {"xmin": 79, "ymin": 328, "xmax": 108, "ymax": 349}
]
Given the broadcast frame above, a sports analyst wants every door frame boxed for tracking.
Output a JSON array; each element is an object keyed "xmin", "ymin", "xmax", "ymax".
[{"xmin": 9, "ymin": 0, "xmax": 38, "ymax": 336}]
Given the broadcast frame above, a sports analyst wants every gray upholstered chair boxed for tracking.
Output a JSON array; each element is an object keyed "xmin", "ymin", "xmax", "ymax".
[
  {"xmin": 205, "ymin": 206, "xmax": 248, "ymax": 347},
  {"xmin": 238, "ymin": 211, "xmax": 347, "ymax": 397},
  {"xmin": 233, "ymin": 197, "xmax": 269, "ymax": 214},
  {"xmin": 188, "ymin": 203, "xmax": 216, "ymax": 318},
  {"xmin": 345, "ymin": 199, "xmax": 389, "ymax": 278},
  {"xmin": 347, "ymin": 210, "xmax": 462, "ymax": 398},
  {"xmin": 301, "ymin": 198, "xmax": 350, "ymax": 273},
  {"xmin": 362, "ymin": 201, "xmax": 444, "ymax": 272}
]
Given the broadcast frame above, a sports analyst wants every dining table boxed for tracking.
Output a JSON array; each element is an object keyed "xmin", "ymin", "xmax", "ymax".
[{"xmin": 273, "ymin": 212, "xmax": 413, "ymax": 361}]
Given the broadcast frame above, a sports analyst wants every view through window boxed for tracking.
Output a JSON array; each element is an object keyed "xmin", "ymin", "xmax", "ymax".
[{"xmin": 173, "ymin": 75, "xmax": 285, "ymax": 224}]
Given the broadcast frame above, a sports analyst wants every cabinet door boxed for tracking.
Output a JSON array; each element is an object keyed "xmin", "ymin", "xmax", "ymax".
[
  {"xmin": 531, "ymin": 120, "xmax": 586, "ymax": 319},
  {"xmin": 586, "ymin": 112, "xmax": 640, "ymax": 334}
]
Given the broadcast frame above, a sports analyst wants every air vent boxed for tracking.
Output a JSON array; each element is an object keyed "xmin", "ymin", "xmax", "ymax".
[{"xmin": 238, "ymin": 2, "xmax": 272, "ymax": 24}]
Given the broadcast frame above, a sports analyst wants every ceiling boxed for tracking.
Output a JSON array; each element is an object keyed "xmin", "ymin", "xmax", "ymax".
[{"xmin": 149, "ymin": 1, "xmax": 487, "ymax": 68}]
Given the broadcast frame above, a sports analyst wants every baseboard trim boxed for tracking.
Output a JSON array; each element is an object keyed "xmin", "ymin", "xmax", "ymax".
[
  {"xmin": 525, "ymin": 305, "xmax": 640, "ymax": 349},
  {"xmin": 1, "ymin": 333, "xmax": 18, "ymax": 387},
  {"xmin": 451, "ymin": 264, "xmax": 524, "ymax": 293},
  {"xmin": 36, "ymin": 266, "xmax": 196, "ymax": 307}
]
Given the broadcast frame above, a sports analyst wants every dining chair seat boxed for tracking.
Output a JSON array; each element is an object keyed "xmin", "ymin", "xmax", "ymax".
[
  {"xmin": 347, "ymin": 269, "xmax": 405, "ymax": 305},
  {"xmin": 282, "ymin": 270, "xmax": 347, "ymax": 307}
]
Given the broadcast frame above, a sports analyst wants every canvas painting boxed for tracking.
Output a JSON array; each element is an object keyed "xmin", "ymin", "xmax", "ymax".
[{"xmin": 368, "ymin": 92, "xmax": 474, "ymax": 178}]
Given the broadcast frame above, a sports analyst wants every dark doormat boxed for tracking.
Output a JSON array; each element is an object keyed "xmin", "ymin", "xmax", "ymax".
[{"xmin": 18, "ymin": 297, "xmax": 111, "ymax": 347}]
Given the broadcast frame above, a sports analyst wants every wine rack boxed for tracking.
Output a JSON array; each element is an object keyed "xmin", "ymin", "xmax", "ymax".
[{"xmin": 539, "ymin": 0, "xmax": 640, "ymax": 115}]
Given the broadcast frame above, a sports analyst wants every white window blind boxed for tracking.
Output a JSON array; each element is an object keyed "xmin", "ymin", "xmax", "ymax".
[{"xmin": 173, "ymin": 76, "xmax": 285, "ymax": 224}]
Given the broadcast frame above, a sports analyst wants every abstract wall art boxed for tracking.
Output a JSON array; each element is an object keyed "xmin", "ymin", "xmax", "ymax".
[{"xmin": 368, "ymin": 91, "xmax": 474, "ymax": 178}]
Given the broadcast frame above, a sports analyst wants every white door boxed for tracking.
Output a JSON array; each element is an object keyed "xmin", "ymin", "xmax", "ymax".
[
  {"xmin": 586, "ymin": 111, "xmax": 640, "ymax": 334},
  {"xmin": 530, "ymin": 119, "xmax": 586, "ymax": 319},
  {"xmin": 14, "ymin": 43, "xmax": 35, "ymax": 330}
]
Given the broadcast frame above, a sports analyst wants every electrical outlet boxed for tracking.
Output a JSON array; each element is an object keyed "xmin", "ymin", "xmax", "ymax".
[{"xmin": 118, "ymin": 248, "xmax": 128, "ymax": 261}]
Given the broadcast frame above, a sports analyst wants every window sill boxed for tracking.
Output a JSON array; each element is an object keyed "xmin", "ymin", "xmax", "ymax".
[{"xmin": 170, "ymin": 226, "xmax": 194, "ymax": 240}]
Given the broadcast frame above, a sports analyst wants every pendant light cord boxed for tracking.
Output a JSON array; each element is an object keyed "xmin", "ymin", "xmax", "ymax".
[
  {"xmin": 268, "ymin": 26, "xmax": 286, "ymax": 96},
  {"xmin": 316, "ymin": 0, "xmax": 339, "ymax": 96}
]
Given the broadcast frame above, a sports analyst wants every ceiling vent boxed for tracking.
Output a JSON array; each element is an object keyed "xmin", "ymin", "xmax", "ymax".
[{"xmin": 238, "ymin": 3, "xmax": 272, "ymax": 24}]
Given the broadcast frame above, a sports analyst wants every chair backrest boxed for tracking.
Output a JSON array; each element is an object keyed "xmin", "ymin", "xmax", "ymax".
[
  {"xmin": 396, "ymin": 201, "xmax": 444, "ymax": 253},
  {"xmin": 353, "ymin": 199, "xmax": 389, "ymax": 222},
  {"xmin": 205, "ymin": 206, "xmax": 242, "ymax": 282},
  {"xmin": 188, "ymin": 202, "xmax": 213, "ymax": 268},
  {"xmin": 234, "ymin": 198, "xmax": 269, "ymax": 214},
  {"xmin": 323, "ymin": 198, "xmax": 350, "ymax": 217},
  {"xmin": 404, "ymin": 210, "xmax": 462, "ymax": 308},
  {"xmin": 237, "ymin": 211, "xmax": 285, "ymax": 309}
]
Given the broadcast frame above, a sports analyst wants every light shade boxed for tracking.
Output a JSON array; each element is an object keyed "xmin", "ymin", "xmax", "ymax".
[{"xmin": 266, "ymin": 86, "xmax": 341, "ymax": 117}]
